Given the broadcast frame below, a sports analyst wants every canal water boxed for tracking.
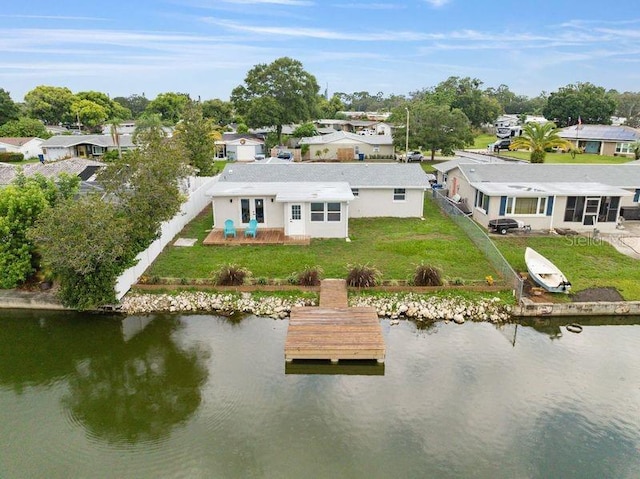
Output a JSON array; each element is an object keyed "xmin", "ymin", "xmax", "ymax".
[{"xmin": 1, "ymin": 310, "xmax": 639, "ymax": 479}]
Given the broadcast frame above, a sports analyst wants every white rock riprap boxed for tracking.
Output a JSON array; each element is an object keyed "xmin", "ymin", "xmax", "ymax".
[
  {"xmin": 121, "ymin": 292, "xmax": 317, "ymax": 318},
  {"xmin": 349, "ymin": 294, "xmax": 512, "ymax": 323}
]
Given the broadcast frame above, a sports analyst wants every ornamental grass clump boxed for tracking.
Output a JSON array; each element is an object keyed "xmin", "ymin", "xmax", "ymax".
[
  {"xmin": 297, "ymin": 266, "xmax": 323, "ymax": 286},
  {"xmin": 413, "ymin": 264, "xmax": 443, "ymax": 287},
  {"xmin": 346, "ymin": 264, "xmax": 381, "ymax": 288},
  {"xmin": 213, "ymin": 264, "xmax": 250, "ymax": 286}
]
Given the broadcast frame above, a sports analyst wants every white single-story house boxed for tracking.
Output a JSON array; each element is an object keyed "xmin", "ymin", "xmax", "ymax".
[
  {"xmin": 299, "ymin": 131, "xmax": 394, "ymax": 161},
  {"xmin": 442, "ymin": 163, "xmax": 640, "ymax": 233},
  {"xmin": 0, "ymin": 137, "xmax": 45, "ymax": 159},
  {"xmin": 215, "ymin": 134, "xmax": 265, "ymax": 161},
  {"xmin": 40, "ymin": 134, "xmax": 135, "ymax": 161},
  {"xmin": 207, "ymin": 163, "xmax": 433, "ymax": 239},
  {"xmin": 558, "ymin": 124, "xmax": 640, "ymax": 156}
]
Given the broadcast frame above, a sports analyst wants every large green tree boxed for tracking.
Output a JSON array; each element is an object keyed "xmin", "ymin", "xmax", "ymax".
[
  {"xmin": 71, "ymin": 99, "xmax": 108, "ymax": 131},
  {"xmin": 509, "ymin": 122, "xmax": 572, "ymax": 163},
  {"xmin": 0, "ymin": 174, "xmax": 79, "ymax": 289},
  {"xmin": 0, "ymin": 88, "xmax": 19, "ymax": 126},
  {"xmin": 0, "ymin": 117, "xmax": 50, "ymax": 138},
  {"xmin": 542, "ymin": 82, "xmax": 617, "ymax": 127},
  {"xmin": 113, "ymin": 94, "xmax": 149, "ymax": 118},
  {"xmin": 201, "ymin": 98, "xmax": 234, "ymax": 127},
  {"xmin": 75, "ymin": 91, "xmax": 130, "ymax": 120},
  {"xmin": 174, "ymin": 101, "xmax": 219, "ymax": 176},
  {"xmin": 612, "ymin": 90, "xmax": 640, "ymax": 128},
  {"xmin": 24, "ymin": 85, "xmax": 74, "ymax": 124},
  {"xmin": 431, "ymin": 77, "xmax": 501, "ymax": 128},
  {"xmin": 145, "ymin": 92, "xmax": 190, "ymax": 124},
  {"xmin": 231, "ymin": 57, "xmax": 320, "ymax": 144},
  {"xmin": 394, "ymin": 103, "xmax": 473, "ymax": 161}
]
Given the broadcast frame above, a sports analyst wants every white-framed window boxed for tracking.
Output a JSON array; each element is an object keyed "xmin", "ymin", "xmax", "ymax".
[
  {"xmin": 291, "ymin": 204, "xmax": 301, "ymax": 220},
  {"xmin": 327, "ymin": 203, "xmax": 341, "ymax": 221},
  {"xmin": 351, "ymin": 188, "xmax": 359, "ymax": 197},
  {"xmin": 310, "ymin": 202, "xmax": 342, "ymax": 222},
  {"xmin": 506, "ymin": 196, "xmax": 547, "ymax": 215},
  {"xmin": 615, "ymin": 142, "xmax": 633, "ymax": 154},
  {"xmin": 393, "ymin": 188, "xmax": 406, "ymax": 201},
  {"xmin": 310, "ymin": 202, "xmax": 324, "ymax": 221},
  {"xmin": 373, "ymin": 146, "xmax": 380, "ymax": 153},
  {"xmin": 475, "ymin": 190, "xmax": 490, "ymax": 212},
  {"xmin": 91, "ymin": 145, "xmax": 105, "ymax": 155}
]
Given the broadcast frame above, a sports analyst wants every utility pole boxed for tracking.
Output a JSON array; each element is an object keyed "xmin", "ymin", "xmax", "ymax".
[{"xmin": 405, "ymin": 107, "xmax": 410, "ymax": 157}]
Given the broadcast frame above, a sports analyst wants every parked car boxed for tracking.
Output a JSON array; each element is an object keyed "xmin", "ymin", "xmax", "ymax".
[
  {"xmin": 405, "ymin": 151, "xmax": 425, "ymax": 162},
  {"xmin": 488, "ymin": 218, "xmax": 524, "ymax": 235},
  {"xmin": 277, "ymin": 151, "xmax": 293, "ymax": 160},
  {"xmin": 491, "ymin": 138, "xmax": 511, "ymax": 152}
]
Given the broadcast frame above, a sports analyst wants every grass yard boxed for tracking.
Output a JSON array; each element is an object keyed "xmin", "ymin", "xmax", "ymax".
[
  {"xmin": 500, "ymin": 151, "xmax": 633, "ymax": 164},
  {"xmin": 495, "ymin": 236, "xmax": 640, "ymax": 300},
  {"xmin": 469, "ymin": 133, "xmax": 496, "ymax": 150},
  {"xmin": 147, "ymin": 199, "xmax": 499, "ymax": 284}
]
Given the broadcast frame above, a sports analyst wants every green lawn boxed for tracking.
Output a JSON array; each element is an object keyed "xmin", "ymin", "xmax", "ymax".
[
  {"xmin": 495, "ymin": 236, "xmax": 640, "ymax": 300},
  {"xmin": 147, "ymin": 199, "xmax": 498, "ymax": 284},
  {"xmin": 0, "ymin": 159, "xmax": 40, "ymax": 166},
  {"xmin": 469, "ymin": 134, "xmax": 496, "ymax": 149},
  {"xmin": 500, "ymin": 151, "xmax": 633, "ymax": 164}
]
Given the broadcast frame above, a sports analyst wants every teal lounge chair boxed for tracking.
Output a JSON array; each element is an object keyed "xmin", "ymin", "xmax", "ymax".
[
  {"xmin": 244, "ymin": 219, "xmax": 258, "ymax": 238},
  {"xmin": 224, "ymin": 219, "xmax": 236, "ymax": 238}
]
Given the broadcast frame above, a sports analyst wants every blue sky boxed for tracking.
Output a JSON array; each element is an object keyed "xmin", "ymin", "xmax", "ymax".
[{"xmin": 1, "ymin": 0, "xmax": 639, "ymax": 103}]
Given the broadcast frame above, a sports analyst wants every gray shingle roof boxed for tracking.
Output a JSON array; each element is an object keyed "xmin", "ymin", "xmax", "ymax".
[
  {"xmin": 42, "ymin": 134, "xmax": 135, "ymax": 148},
  {"xmin": 559, "ymin": 125, "xmax": 640, "ymax": 142},
  {"xmin": 458, "ymin": 163, "xmax": 640, "ymax": 188},
  {"xmin": 0, "ymin": 158, "xmax": 104, "ymax": 185},
  {"xmin": 219, "ymin": 163, "xmax": 432, "ymax": 188}
]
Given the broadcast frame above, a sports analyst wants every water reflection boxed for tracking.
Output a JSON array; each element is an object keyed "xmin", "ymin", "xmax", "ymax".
[
  {"xmin": 0, "ymin": 310, "xmax": 208, "ymax": 446},
  {"xmin": 285, "ymin": 359, "xmax": 385, "ymax": 375}
]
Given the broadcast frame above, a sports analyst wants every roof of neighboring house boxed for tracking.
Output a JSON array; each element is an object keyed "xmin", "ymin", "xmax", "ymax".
[
  {"xmin": 0, "ymin": 158, "xmax": 105, "ymax": 185},
  {"xmin": 214, "ymin": 162, "xmax": 433, "ymax": 188},
  {"xmin": 299, "ymin": 131, "xmax": 393, "ymax": 146},
  {"xmin": 558, "ymin": 125, "xmax": 640, "ymax": 142},
  {"xmin": 472, "ymin": 181, "xmax": 632, "ymax": 197},
  {"xmin": 457, "ymin": 163, "xmax": 640, "ymax": 190},
  {"xmin": 432, "ymin": 157, "xmax": 508, "ymax": 174},
  {"xmin": 221, "ymin": 133, "xmax": 265, "ymax": 142},
  {"xmin": 0, "ymin": 137, "xmax": 42, "ymax": 146},
  {"xmin": 41, "ymin": 134, "xmax": 135, "ymax": 149}
]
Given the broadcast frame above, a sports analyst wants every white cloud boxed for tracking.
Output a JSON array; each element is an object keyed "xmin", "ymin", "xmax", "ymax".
[{"xmin": 424, "ymin": 0, "xmax": 451, "ymax": 7}]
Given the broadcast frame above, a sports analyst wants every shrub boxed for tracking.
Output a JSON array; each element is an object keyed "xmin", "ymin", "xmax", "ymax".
[
  {"xmin": 213, "ymin": 264, "xmax": 250, "ymax": 286},
  {"xmin": 286, "ymin": 273, "xmax": 298, "ymax": 285},
  {"xmin": 255, "ymin": 277, "xmax": 268, "ymax": 285},
  {"xmin": 0, "ymin": 152, "xmax": 24, "ymax": 162},
  {"xmin": 413, "ymin": 264, "xmax": 443, "ymax": 286},
  {"xmin": 297, "ymin": 266, "xmax": 322, "ymax": 286},
  {"xmin": 346, "ymin": 264, "xmax": 380, "ymax": 288}
]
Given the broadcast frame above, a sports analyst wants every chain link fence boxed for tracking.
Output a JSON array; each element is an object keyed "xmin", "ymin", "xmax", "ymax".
[{"xmin": 431, "ymin": 189, "xmax": 524, "ymax": 300}]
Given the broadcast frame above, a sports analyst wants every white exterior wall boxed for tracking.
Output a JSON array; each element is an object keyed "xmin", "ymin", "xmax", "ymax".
[
  {"xmin": 0, "ymin": 139, "xmax": 44, "ymax": 158},
  {"xmin": 212, "ymin": 196, "xmax": 284, "ymax": 228},
  {"xmin": 349, "ymin": 188, "xmax": 424, "ymax": 218},
  {"xmin": 308, "ymin": 139, "xmax": 394, "ymax": 159},
  {"xmin": 305, "ymin": 202, "xmax": 349, "ymax": 238},
  {"xmin": 43, "ymin": 146, "xmax": 73, "ymax": 161}
]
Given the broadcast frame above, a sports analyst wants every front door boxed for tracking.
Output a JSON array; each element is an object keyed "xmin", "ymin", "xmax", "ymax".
[
  {"xmin": 240, "ymin": 198, "xmax": 265, "ymax": 224},
  {"xmin": 583, "ymin": 197, "xmax": 600, "ymax": 225},
  {"xmin": 288, "ymin": 204, "xmax": 305, "ymax": 236}
]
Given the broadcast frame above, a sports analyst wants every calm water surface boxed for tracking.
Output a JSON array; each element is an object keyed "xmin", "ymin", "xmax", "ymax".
[{"xmin": 1, "ymin": 310, "xmax": 639, "ymax": 479}]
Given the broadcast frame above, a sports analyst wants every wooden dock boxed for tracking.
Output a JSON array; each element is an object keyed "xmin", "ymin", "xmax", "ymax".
[{"xmin": 284, "ymin": 280, "xmax": 386, "ymax": 363}]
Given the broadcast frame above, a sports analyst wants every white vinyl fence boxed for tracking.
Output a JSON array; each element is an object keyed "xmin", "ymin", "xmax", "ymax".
[{"xmin": 114, "ymin": 176, "xmax": 217, "ymax": 300}]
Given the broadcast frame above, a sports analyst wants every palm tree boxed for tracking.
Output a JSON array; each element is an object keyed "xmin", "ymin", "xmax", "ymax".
[
  {"xmin": 108, "ymin": 120, "xmax": 122, "ymax": 160},
  {"xmin": 510, "ymin": 122, "xmax": 572, "ymax": 163}
]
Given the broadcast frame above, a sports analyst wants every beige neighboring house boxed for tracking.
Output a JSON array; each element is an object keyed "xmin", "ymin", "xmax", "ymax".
[
  {"xmin": 0, "ymin": 137, "xmax": 45, "ymax": 159},
  {"xmin": 299, "ymin": 131, "xmax": 394, "ymax": 161},
  {"xmin": 215, "ymin": 134, "xmax": 265, "ymax": 162},
  {"xmin": 558, "ymin": 124, "xmax": 640, "ymax": 156}
]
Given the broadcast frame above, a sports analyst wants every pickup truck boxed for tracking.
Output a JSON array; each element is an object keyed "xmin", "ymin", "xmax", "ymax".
[{"xmin": 488, "ymin": 218, "xmax": 524, "ymax": 235}]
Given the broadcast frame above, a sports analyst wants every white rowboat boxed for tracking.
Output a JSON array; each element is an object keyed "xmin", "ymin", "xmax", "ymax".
[{"xmin": 525, "ymin": 247, "xmax": 572, "ymax": 293}]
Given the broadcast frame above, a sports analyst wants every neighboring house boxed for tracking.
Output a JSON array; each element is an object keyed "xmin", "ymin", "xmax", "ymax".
[
  {"xmin": 215, "ymin": 133, "xmax": 265, "ymax": 161},
  {"xmin": 314, "ymin": 119, "xmax": 392, "ymax": 136},
  {"xmin": 432, "ymin": 156, "xmax": 510, "ymax": 185},
  {"xmin": 40, "ymin": 134, "xmax": 135, "ymax": 161},
  {"xmin": 299, "ymin": 131, "xmax": 394, "ymax": 160},
  {"xmin": 0, "ymin": 137, "xmax": 45, "ymax": 159},
  {"xmin": 0, "ymin": 158, "xmax": 104, "ymax": 187},
  {"xmin": 338, "ymin": 111, "xmax": 392, "ymax": 121},
  {"xmin": 558, "ymin": 124, "xmax": 640, "ymax": 156},
  {"xmin": 207, "ymin": 163, "xmax": 433, "ymax": 239},
  {"xmin": 442, "ymin": 163, "xmax": 640, "ymax": 233},
  {"xmin": 44, "ymin": 125, "xmax": 69, "ymax": 135}
]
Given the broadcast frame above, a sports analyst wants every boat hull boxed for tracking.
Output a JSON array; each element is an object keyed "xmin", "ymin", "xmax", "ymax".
[{"xmin": 525, "ymin": 247, "xmax": 571, "ymax": 293}]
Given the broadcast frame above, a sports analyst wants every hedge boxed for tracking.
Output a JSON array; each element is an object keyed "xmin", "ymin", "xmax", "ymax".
[{"xmin": 0, "ymin": 152, "xmax": 25, "ymax": 162}]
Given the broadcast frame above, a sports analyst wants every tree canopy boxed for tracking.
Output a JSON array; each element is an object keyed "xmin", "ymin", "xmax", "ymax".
[
  {"xmin": 145, "ymin": 92, "xmax": 190, "ymax": 124},
  {"xmin": 394, "ymin": 103, "xmax": 473, "ymax": 160},
  {"xmin": 0, "ymin": 117, "xmax": 50, "ymax": 138},
  {"xmin": 509, "ymin": 122, "xmax": 572, "ymax": 163},
  {"xmin": 0, "ymin": 88, "xmax": 20, "ymax": 126},
  {"xmin": 174, "ymin": 101, "xmax": 219, "ymax": 176},
  {"xmin": 542, "ymin": 82, "xmax": 617, "ymax": 127},
  {"xmin": 231, "ymin": 57, "xmax": 319, "ymax": 143},
  {"xmin": 113, "ymin": 94, "xmax": 149, "ymax": 118},
  {"xmin": 201, "ymin": 99, "xmax": 234, "ymax": 127},
  {"xmin": 24, "ymin": 85, "xmax": 75, "ymax": 125}
]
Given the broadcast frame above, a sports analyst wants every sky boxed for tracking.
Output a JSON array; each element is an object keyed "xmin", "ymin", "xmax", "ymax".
[{"xmin": 1, "ymin": 0, "xmax": 640, "ymax": 103}]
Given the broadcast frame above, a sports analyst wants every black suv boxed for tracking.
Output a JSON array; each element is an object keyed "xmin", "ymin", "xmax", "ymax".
[{"xmin": 491, "ymin": 138, "xmax": 511, "ymax": 152}]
